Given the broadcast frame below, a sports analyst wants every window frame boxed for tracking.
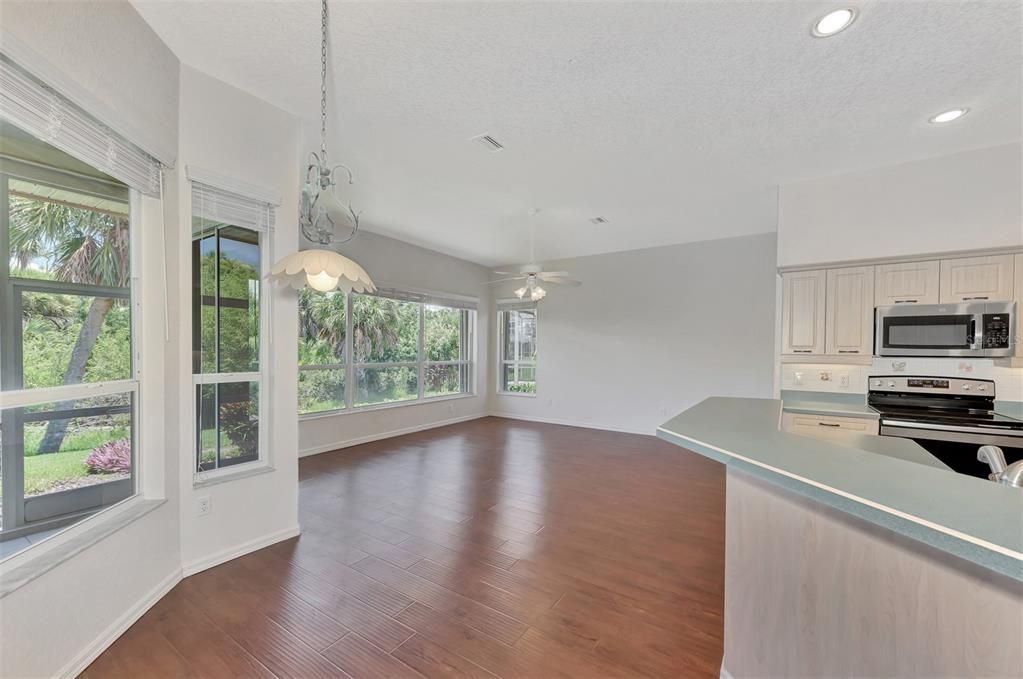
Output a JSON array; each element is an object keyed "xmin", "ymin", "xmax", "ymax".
[
  {"xmin": 0, "ymin": 157, "xmax": 142, "ymax": 543},
  {"xmin": 298, "ymin": 290, "xmax": 477, "ymax": 417},
  {"xmin": 498, "ymin": 305, "xmax": 538, "ymax": 397},
  {"xmin": 189, "ymin": 189, "xmax": 273, "ymax": 483}
]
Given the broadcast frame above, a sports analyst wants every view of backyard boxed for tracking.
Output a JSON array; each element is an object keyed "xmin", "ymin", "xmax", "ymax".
[
  {"xmin": 298, "ymin": 289, "xmax": 471, "ymax": 413},
  {"xmin": 5, "ymin": 186, "xmax": 134, "ymax": 501}
]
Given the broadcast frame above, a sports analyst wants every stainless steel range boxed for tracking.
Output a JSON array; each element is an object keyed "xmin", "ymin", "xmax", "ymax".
[{"xmin": 868, "ymin": 376, "xmax": 1023, "ymax": 479}]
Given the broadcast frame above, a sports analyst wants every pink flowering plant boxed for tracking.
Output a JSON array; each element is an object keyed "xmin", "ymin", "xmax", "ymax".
[{"xmin": 85, "ymin": 438, "xmax": 132, "ymax": 474}]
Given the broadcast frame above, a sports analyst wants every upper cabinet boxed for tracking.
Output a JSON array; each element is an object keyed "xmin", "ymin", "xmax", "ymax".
[
  {"xmin": 781, "ymin": 270, "xmax": 826, "ymax": 355},
  {"xmin": 1015, "ymin": 254, "xmax": 1023, "ymax": 358},
  {"xmin": 938, "ymin": 255, "xmax": 1015, "ymax": 303},
  {"xmin": 826, "ymin": 267, "xmax": 875, "ymax": 356},
  {"xmin": 875, "ymin": 260, "xmax": 939, "ymax": 306}
]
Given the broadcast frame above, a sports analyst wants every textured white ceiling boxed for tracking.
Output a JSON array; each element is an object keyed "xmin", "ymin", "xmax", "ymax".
[{"xmin": 133, "ymin": 1, "xmax": 1022, "ymax": 266}]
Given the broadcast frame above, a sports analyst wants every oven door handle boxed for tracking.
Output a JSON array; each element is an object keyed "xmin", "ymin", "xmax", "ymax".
[{"xmin": 882, "ymin": 419, "xmax": 1023, "ymax": 436}]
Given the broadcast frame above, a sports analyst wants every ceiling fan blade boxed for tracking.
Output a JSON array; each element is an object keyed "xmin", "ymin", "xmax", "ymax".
[
  {"xmin": 492, "ymin": 271, "xmax": 518, "ymax": 275},
  {"xmin": 538, "ymin": 271, "xmax": 571, "ymax": 278},
  {"xmin": 543, "ymin": 277, "xmax": 582, "ymax": 286},
  {"xmin": 484, "ymin": 276, "xmax": 526, "ymax": 285}
]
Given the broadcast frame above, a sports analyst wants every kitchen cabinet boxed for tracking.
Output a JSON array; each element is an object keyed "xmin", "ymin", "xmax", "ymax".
[
  {"xmin": 938, "ymin": 254, "xmax": 1015, "ymax": 303},
  {"xmin": 874, "ymin": 260, "xmax": 939, "ymax": 305},
  {"xmin": 781, "ymin": 270, "xmax": 826, "ymax": 355},
  {"xmin": 1015, "ymin": 254, "xmax": 1023, "ymax": 357},
  {"xmin": 781, "ymin": 412, "xmax": 879, "ymax": 441},
  {"xmin": 826, "ymin": 266, "xmax": 875, "ymax": 356}
]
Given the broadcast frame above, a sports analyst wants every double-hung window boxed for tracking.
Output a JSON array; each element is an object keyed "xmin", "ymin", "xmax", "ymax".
[
  {"xmin": 191, "ymin": 182, "xmax": 272, "ymax": 476},
  {"xmin": 298, "ymin": 289, "xmax": 475, "ymax": 415},
  {"xmin": 0, "ymin": 55, "xmax": 161, "ymax": 554},
  {"xmin": 499, "ymin": 304, "xmax": 537, "ymax": 394}
]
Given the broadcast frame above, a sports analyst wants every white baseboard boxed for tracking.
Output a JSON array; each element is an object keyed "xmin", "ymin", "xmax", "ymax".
[
  {"xmin": 486, "ymin": 411, "xmax": 654, "ymax": 437},
  {"xmin": 299, "ymin": 413, "xmax": 487, "ymax": 458},
  {"xmin": 57, "ymin": 567, "xmax": 182, "ymax": 679},
  {"xmin": 181, "ymin": 524, "xmax": 301, "ymax": 577}
]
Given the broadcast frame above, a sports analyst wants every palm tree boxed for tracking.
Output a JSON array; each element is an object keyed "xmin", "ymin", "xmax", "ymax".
[
  {"xmin": 9, "ymin": 196, "xmax": 129, "ymax": 453},
  {"xmin": 299, "ymin": 289, "xmax": 403, "ymax": 362}
]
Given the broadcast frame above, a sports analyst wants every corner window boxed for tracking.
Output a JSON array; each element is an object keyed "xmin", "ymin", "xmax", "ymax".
[
  {"xmin": 0, "ymin": 122, "xmax": 138, "ymax": 549},
  {"xmin": 499, "ymin": 307, "xmax": 537, "ymax": 394},
  {"xmin": 191, "ymin": 183, "xmax": 272, "ymax": 475},
  {"xmin": 299, "ymin": 290, "xmax": 475, "ymax": 415}
]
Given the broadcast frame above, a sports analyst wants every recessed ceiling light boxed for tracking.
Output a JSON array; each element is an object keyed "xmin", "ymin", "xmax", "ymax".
[
  {"xmin": 929, "ymin": 108, "xmax": 969, "ymax": 124},
  {"xmin": 812, "ymin": 8, "xmax": 857, "ymax": 37}
]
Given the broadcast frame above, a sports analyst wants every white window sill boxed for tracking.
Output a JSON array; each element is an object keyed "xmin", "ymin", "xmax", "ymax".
[
  {"xmin": 498, "ymin": 391, "xmax": 537, "ymax": 398},
  {"xmin": 0, "ymin": 495, "xmax": 165, "ymax": 598},
  {"xmin": 299, "ymin": 392, "xmax": 478, "ymax": 421},
  {"xmin": 193, "ymin": 461, "xmax": 275, "ymax": 488}
]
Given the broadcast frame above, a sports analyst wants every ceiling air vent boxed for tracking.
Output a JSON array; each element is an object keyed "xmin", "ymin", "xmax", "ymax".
[
  {"xmin": 470, "ymin": 134, "xmax": 505, "ymax": 152},
  {"xmin": 589, "ymin": 216, "xmax": 610, "ymax": 224}
]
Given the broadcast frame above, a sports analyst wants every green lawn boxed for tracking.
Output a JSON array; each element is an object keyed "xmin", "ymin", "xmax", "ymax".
[
  {"xmin": 23, "ymin": 449, "xmax": 90, "ymax": 495},
  {"xmin": 21, "ymin": 425, "xmax": 129, "ymax": 495}
]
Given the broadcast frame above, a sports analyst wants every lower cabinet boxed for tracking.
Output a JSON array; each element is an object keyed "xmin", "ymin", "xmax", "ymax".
[{"xmin": 781, "ymin": 412, "xmax": 879, "ymax": 442}]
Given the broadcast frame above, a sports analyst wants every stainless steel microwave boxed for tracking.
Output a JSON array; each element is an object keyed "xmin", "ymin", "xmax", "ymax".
[{"xmin": 875, "ymin": 302, "xmax": 1016, "ymax": 357}]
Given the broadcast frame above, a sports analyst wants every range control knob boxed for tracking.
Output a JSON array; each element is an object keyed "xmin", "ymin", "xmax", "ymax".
[
  {"xmin": 977, "ymin": 385, "xmax": 987, "ymax": 392},
  {"xmin": 873, "ymin": 380, "xmax": 883, "ymax": 388},
  {"xmin": 887, "ymin": 380, "xmax": 896, "ymax": 387},
  {"xmin": 962, "ymin": 385, "xmax": 971, "ymax": 391}
]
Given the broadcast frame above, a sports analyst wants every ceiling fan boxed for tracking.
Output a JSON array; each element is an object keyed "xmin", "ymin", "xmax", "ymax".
[{"xmin": 486, "ymin": 210, "xmax": 581, "ymax": 301}]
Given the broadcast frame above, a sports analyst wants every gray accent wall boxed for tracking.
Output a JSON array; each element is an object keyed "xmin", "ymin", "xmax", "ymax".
[{"xmin": 491, "ymin": 232, "xmax": 778, "ymax": 434}]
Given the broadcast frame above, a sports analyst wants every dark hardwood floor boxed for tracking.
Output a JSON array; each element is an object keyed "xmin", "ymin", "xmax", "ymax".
[{"xmin": 84, "ymin": 417, "xmax": 725, "ymax": 678}]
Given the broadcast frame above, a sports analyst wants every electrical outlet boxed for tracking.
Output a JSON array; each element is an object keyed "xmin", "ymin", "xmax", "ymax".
[
  {"xmin": 793, "ymin": 372, "xmax": 803, "ymax": 385},
  {"xmin": 839, "ymin": 374, "xmax": 850, "ymax": 388},
  {"xmin": 195, "ymin": 495, "xmax": 211, "ymax": 517}
]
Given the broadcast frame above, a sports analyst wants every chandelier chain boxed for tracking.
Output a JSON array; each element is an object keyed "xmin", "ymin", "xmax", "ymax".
[{"xmin": 320, "ymin": 0, "xmax": 328, "ymax": 157}]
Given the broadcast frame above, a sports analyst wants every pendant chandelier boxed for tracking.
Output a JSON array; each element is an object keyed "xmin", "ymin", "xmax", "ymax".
[{"xmin": 270, "ymin": 0, "xmax": 376, "ymax": 294}]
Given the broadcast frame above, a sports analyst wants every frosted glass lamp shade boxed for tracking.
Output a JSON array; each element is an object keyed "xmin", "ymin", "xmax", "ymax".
[{"xmin": 270, "ymin": 249, "xmax": 376, "ymax": 293}]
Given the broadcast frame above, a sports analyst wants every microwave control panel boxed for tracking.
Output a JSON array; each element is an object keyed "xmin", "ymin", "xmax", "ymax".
[{"xmin": 982, "ymin": 314, "xmax": 1011, "ymax": 349}]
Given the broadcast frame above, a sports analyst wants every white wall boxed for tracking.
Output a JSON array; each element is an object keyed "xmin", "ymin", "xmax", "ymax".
[
  {"xmin": 174, "ymin": 66, "xmax": 301, "ymax": 571},
  {"xmin": 299, "ymin": 230, "xmax": 493, "ymax": 456},
  {"xmin": 0, "ymin": 5, "xmax": 182, "ymax": 678},
  {"xmin": 777, "ymin": 144, "xmax": 1022, "ymax": 268},
  {"xmin": 0, "ymin": 0, "xmax": 179, "ymax": 163},
  {"xmin": 490, "ymin": 233, "xmax": 778, "ymax": 434}
]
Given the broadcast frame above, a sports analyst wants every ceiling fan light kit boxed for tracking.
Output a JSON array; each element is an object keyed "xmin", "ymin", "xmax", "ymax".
[
  {"xmin": 269, "ymin": 0, "xmax": 375, "ymax": 295},
  {"xmin": 488, "ymin": 212, "xmax": 581, "ymax": 301}
]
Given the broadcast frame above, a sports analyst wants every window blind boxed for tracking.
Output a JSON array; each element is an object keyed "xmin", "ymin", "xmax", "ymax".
[
  {"xmin": 369, "ymin": 287, "xmax": 478, "ymax": 311},
  {"xmin": 497, "ymin": 298, "xmax": 537, "ymax": 312},
  {"xmin": 192, "ymin": 182, "xmax": 275, "ymax": 233},
  {"xmin": 0, "ymin": 55, "xmax": 162, "ymax": 197}
]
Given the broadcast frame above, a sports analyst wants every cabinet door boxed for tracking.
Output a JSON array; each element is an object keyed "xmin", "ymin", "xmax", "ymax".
[
  {"xmin": 1015, "ymin": 254, "xmax": 1023, "ymax": 357},
  {"xmin": 826, "ymin": 266, "xmax": 875, "ymax": 356},
  {"xmin": 782, "ymin": 270, "xmax": 826, "ymax": 355},
  {"xmin": 939, "ymin": 255, "xmax": 1015, "ymax": 303},
  {"xmin": 874, "ymin": 260, "xmax": 939, "ymax": 305}
]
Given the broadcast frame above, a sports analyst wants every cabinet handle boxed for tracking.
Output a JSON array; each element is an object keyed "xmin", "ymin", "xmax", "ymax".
[
  {"xmin": 817, "ymin": 422, "xmax": 842, "ymax": 428},
  {"xmin": 837, "ymin": 350, "xmax": 859, "ymax": 354},
  {"xmin": 963, "ymin": 296, "xmax": 989, "ymax": 301},
  {"xmin": 894, "ymin": 299, "xmax": 918, "ymax": 304},
  {"xmin": 793, "ymin": 350, "xmax": 813, "ymax": 353}
]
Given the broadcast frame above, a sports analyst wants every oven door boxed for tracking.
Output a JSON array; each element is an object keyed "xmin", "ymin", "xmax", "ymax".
[
  {"xmin": 876, "ymin": 305, "xmax": 980, "ymax": 357},
  {"xmin": 880, "ymin": 421, "xmax": 1023, "ymax": 478}
]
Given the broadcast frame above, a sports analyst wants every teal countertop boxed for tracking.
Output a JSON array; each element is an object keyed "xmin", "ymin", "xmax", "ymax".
[
  {"xmin": 782, "ymin": 400, "xmax": 880, "ymax": 419},
  {"xmin": 658, "ymin": 397, "xmax": 1023, "ymax": 581}
]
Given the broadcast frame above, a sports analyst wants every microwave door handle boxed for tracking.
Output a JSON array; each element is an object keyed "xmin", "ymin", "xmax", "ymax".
[{"xmin": 969, "ymin": 318, "xmax": 981, "ymax": 349}]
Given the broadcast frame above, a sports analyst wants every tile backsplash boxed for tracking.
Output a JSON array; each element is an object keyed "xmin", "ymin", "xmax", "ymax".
[{"xmin": 781, "ymin": 359, "xmax": 1023, "ymax": 402}]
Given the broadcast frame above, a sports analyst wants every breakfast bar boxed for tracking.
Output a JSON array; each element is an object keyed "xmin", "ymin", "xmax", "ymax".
[{"xmin": 659, "ymin": 397, "xmax": 1023, "ymax": 678}]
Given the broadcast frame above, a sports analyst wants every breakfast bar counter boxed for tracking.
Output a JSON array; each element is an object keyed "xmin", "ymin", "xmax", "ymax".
[{"xmin": 658, "ymin": 397, "xmax": 1022, "ymax": 678}]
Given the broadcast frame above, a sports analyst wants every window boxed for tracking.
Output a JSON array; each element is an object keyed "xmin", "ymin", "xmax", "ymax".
[
  {"xmin": 499, "ymin": 306, "xmax": 537, "ymax": 394},
  {"xmin": 298, "ymin": 289, "xmax": 476, "ymax": 415},
  {"xmin": 0, "ymin": 122, "xmax": 138, "ymax": 546},
  {"xmin": 191, "ymin": 183, "xmax": 272, "ymax": 475}
]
